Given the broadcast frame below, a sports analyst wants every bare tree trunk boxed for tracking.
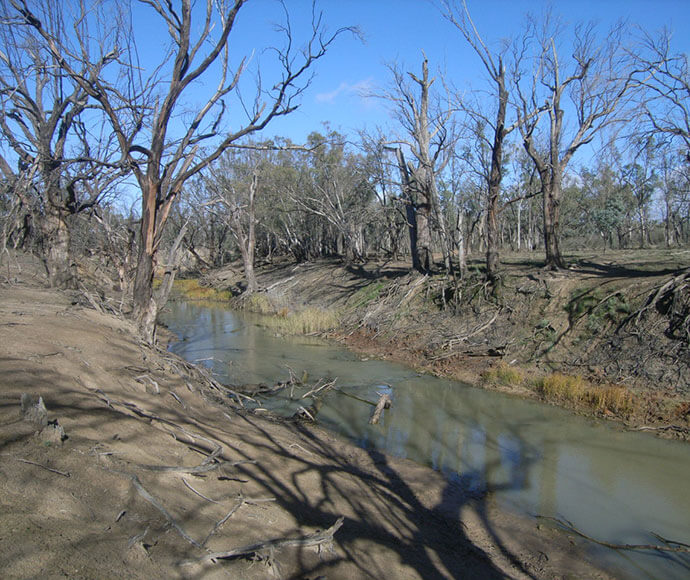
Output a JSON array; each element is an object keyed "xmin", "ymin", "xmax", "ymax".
[
  {"xmin": 543, "ymin": 178, "xmax": 564, "ymax": 270},
  {"xmin": 155, "ymin": 221, "xmax": 188, "ymax": 314},
  {"xmin": 132, "ymin": 245, "xmax": 157, "ymax": 343},
  {"xmin": 42, "ymin": 201, "xmax": 76, "ymax": 288},
  {"xmin": 665, "ymin": 196, "xmax": 674, "ymax": 248},
  {"xmin": 416, "ymin": 187, "xmax": 433, "ymax": 273},
  {"xmin": 394, "ymin": 148, "xmax": 421, "ymax": 272},
  {"xmin": 456, "ymin": 209, "xmax": 466, "ymax": 276}
]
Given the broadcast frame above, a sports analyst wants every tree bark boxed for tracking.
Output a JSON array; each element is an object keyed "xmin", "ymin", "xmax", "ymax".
[
  {"xmin": 132, "ymin": 239, "xmax": 157, "ymax": 344},
  {"xmin": 42, "ymin": 200, "xmax": 76, "ymax": 288},
  {"xmin": 542, "ymin": 179, "xmax": 564, "ymax": 270}
]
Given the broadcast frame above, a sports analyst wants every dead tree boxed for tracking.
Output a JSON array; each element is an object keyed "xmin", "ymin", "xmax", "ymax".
[
  {"xmin": 0, "ymin": 1, "xmax": 121, "ymax": 287},
  {"xmin": 15, "ymin": 0, "xmax": 354, "ymax": 342},
  {"xmin": 633, "ymin": 29, "xmax": 690, "ymax": 157},
  {"xmin": 385, "ymin": 58, "xmax": 454, "ymax": 274},
  {"xmin": 515, "ymin": 16, "xmax": 639, "ymax": 270},
  {"xmin": 442, "ymin": 0, "xmax": 544, "ymax": 285}
]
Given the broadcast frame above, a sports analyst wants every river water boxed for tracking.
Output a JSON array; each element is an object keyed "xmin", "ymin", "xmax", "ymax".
[{"xmin": 162, "ymin": 300, "xmax": 690, "ymax": 580}]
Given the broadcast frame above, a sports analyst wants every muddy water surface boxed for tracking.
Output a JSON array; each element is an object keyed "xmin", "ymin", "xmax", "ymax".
[{"xmin": 162, "ymin": 300, "xmax": 690, "ymax": 580}]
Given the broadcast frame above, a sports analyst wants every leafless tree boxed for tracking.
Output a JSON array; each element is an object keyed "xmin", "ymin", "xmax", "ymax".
[
  {"xmin": 0, "ymin": 0, "xmax": 123, "ymax": 287},
  {"xmin": 442, "ymin": 0, "xmax": 527, "ymax": 284},
  {"xmin": 13, "ymin": 0, "xmax": 353, "ymax": 342},
  {"xmin": 384, "ymin": 57, "xmax": 455, "ymax": 274},
  {"xmin": 514, "ymin": 14, "xmax": 639, "ymax": 269},
  {"xmin": 634, "ymin": 29, "xmax": 690, "ymax": 157}
]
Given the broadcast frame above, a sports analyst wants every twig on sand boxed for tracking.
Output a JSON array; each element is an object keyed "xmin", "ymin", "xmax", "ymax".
[
  {"xmin": 114, "ymin": 470, "xmax": 201, "ymax": 548},
  {"xmin": 136, "ymin": 458, "xmax": 255, "ymax": 474},
  {"xmin": 181, "ymin": 477, "xmax": 220, "ymax": 504},
  {"xmin": 13, "ymin": 457, "xmax": 70, "ymax": 477}
]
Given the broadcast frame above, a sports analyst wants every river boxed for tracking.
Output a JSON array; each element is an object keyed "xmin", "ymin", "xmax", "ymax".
[{"xmin": 162, "ymin": 299, "xmax": 690, "ymax": 580}]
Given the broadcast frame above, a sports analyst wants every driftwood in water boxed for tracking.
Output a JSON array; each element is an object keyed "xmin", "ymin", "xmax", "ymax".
[
  {"xmin": 369, "ymin": 393, "xmax": 392, "ymax": 425},
  {"xmin": 537, "ymin": 516, "xmax": 690, "ymax": 553}
]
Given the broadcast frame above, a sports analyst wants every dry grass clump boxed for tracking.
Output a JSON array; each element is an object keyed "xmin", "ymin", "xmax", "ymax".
[
  {"xmin": 536, "ymin": 373, "xmax": 588, "ymax": 402},
  {"xmin": 260, "ymin": 307, "xmax": 340, "ymax": 335},
  {"xmin": 536, "ymin": 373, "xmax": 635, "ymax": 415},
  {"xmin": 484, "ymin": 362, "xmax": 525, "ymax": 386},
  {"xmin": 173, "ymin": 279, "xmax": 231, "ymax": 301}
]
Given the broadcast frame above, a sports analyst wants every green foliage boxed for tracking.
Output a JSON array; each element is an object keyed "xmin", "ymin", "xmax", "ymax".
[
  {"xmin": 348, "ymin": 281, "xmax": 386, "ymax": 309},
  {"xmin": 566, "ymin": 288, "xmax": 630, "ymax": 332}
]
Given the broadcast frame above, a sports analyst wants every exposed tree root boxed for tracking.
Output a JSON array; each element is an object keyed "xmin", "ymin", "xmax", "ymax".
[{"xmin": 182, "ymin": 516, "xmax": 345, "ymax": 565}]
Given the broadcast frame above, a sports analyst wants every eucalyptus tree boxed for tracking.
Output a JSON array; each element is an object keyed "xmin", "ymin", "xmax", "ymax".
[
  {"xmin": 203, "ymin": 144, "xmax": 281, "ymax": 293},
  {"xmin": 659, "ymin": 145, "xmax": 689, "ymax": 247},
  {"xmin": 289, "ymin": 131, "xmax": 375, "ymax": 264},
  {"xmin": 13, "ymin": 0, "xmax": 353, "ymax": 342},
  {"xmin": 358, "ymin": 131, "xmax": 410, "ymax": 260},
  {"xmin": 633, "ymin": 30, "xmax": 690, "ymax": 247},
  {"xmin": 620, "ymin": 138, "xmax": 659, "ymax": 248},
  {"xmin": 514, "ymin": 15, "xmax": 639, "ymax": 269},
  {"xmin": 577, "ymin": 161, "xmax": 630, "ymax": 250}
]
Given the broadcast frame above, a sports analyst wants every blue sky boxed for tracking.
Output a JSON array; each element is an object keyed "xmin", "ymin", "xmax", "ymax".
[{"xmin": 225, "ymin": 0, "xmax": 690, "ymax": 144}]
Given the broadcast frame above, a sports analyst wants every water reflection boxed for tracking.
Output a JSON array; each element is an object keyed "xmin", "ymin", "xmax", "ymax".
[{"xmin": 162, "ymin": 300, "xmax": 690, "ymax": 580}]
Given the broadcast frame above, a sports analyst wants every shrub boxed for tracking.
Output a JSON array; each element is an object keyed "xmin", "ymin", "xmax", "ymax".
[
  {"xmin": 566, "ymin": 288, "xmax": 630, "ymax": 333},
  {"xmin": 349, "ymin": 281, "xmax": 386, "ymax": 309},
  {"xmin": 536, "ymin": 373, "xmax": 588, "ymax": 402},
  {"xmin": 243, "ymin": 293, "xmax": 274, "ymax": 314}
]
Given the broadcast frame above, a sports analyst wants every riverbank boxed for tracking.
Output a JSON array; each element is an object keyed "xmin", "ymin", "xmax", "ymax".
[
  {"xmin": 0, "ymin": 251, "xmax": 614, "ymax": 579},
  {"xmin": 198, "ymin": 250, "xmax": 690, "ymax": 439}
]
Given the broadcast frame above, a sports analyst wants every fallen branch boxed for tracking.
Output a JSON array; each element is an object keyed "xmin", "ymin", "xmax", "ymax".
[
  {"xmin": 112, "ymin": 470, "xmax": 201, "ymax": 548},
  {"xmin": 369, "ymin": 393, "xmax": 392, "ymax": 425},
  {"xmin": 14, "ymin": 457, "xmax": 70, "ymax": 478},
  {"xmin": 137, "ymin": 459, "xmax": 255, "ymax": 474},
  {"xmin": 201, "ymin": 498, "xmax": 246, "ymax": 547},
  {"xmin": 629, "ymin": 424, "xmax": 688, "ymax": 434},
  {"xmin": 334, "ymin": 388, "xmax": 376, "ymax": 406},
  {"xmin": 432, "ymin": 310, "xmax": 500, "ymax": 360},
  {"xmin": 301, "ymin": 378, "xmax": 337, "ymax": 399},
  {"xmin": 537, "ymin": 516, "xmax": 690, "ymax": 553},
  {"xmin": 182, "ymin": 477, "xmax": 220, "ymax": 504},
  {"xmin": 184, "ymin": 516, "xmax": 345, "ymax": 564}
]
